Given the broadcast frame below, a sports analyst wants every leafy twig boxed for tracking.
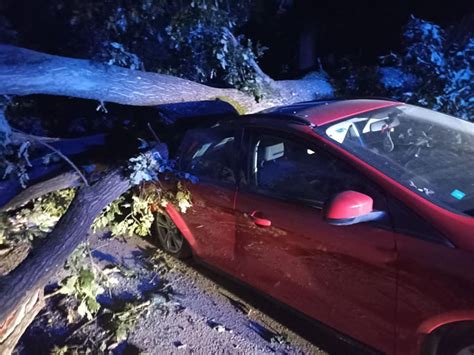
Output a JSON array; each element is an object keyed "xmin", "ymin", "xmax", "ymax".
[{"xmin": 12, "ymin": 129, "xmax": 90, "ymax": 186}]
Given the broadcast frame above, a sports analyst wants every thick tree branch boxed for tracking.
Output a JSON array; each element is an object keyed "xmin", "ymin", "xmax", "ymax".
[
  {"xmin": 0, "ymin": 171, "xmax": 80, "ymax": 212},
  {"xmin": 0, "ymin": 45, "xmax": 263, "ymax": 112},
  {"xmin": 0, "ymin": 168, "xmax": 130, "ymax": 353},
  {"xmin": 0, "ymin": 45, "xmax": 333, "ymax": 114}
]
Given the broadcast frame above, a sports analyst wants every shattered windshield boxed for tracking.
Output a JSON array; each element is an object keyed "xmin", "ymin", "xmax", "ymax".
[{"xmin": 318, "ymin": 104, "xmax": 474, "ymax": 217}]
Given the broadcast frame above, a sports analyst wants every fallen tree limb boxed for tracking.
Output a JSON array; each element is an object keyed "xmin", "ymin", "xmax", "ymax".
[
  {"xmin": 0, "ymin": 45, "xmax": 333, "ymax": 114},
  {"xmin": 10, "ymin": 132, "xmax": 106, "ymax": 156},
  {"xmin": 0, "ymin": 167, "xmax": 131, "ymax": 354},
  {"xmin": 0, "ymin": 45, "xmax": 261, "ymax": 112},
  {"xmin": 15, "ymin": 130, "xmax": 89, "ymax": 186},
  {"xmin": 0, "ymin": 134, "xmax": 106, "ymax": 208},
  {"xmin": 0, "ymin": 171, "xmax": 80, "ymax": 212},
  {"xmin": 0, "ymin": 162, "xmax": 65, "ymax": 209},
  {"xmin": 0, "ymin": 141, "xmax": 167, "ymax": 353}
]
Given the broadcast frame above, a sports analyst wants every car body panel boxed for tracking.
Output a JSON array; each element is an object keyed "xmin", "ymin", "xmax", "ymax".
[
  {"xmin": 262, "ymin": 99, "xmax": 401, "ymax": 126},
  {"xmin": 173, "ymin": 182, "xmax": 238, "ymax": 273},
  {"xmin": 234, "ymin": 189, "xmax": 397, "ymax": 353},
  {"xmin": 394, "ymin": 234, "xmax": 474, "ymax": 354}
]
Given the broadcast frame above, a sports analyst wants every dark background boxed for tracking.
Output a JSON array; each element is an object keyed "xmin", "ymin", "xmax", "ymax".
[
  {"xmin": 1, "ymin": 0, "xmax": 473, "ymax": 78},
  {"xmin": 244, "ymin": 0, "xmax": 473, "ymax": 76}
]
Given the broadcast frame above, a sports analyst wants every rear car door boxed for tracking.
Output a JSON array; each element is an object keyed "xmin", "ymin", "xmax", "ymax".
[
  {"xmin": 177, "ymin": 126, "xmax": 241, "ymax": 272},
  {"xmin": 234, "ymin": 128, "xmax": 398, "ymax": 353}
]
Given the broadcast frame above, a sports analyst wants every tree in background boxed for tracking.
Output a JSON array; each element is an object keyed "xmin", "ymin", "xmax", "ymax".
[{"xmin": 336, "ymin": 16, "xmax": 473, "ymax": 120}]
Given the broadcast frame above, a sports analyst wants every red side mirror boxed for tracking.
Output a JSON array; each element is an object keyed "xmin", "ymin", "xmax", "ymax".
[{"xmin": 324, "ymin": 191, "xmax": 385, "ymax": 226}]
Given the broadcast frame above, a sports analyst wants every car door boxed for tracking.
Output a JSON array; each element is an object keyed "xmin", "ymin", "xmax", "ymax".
[
  {"xmin": 234, "ymin": 128, "xmax": 398, "ymax": 353},
  {"xmin": 177, "ymin": 126, "xmax": 241, "ymax": 273}
]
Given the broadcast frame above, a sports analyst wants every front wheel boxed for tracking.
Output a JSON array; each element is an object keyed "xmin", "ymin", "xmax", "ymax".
[
  {"xmin": 153, "ymin": 212, "xmax": 191, "ymax": 259},
  {"xmin": 439, "ymin": 332, "xmax": 474, "ymax": 355},
  {"xmin": 424, "ymin": 323, "xmax": 474, "ymax": 355}
]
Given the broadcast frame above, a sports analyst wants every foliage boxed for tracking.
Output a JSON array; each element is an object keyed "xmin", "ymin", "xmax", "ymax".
[
  {"xmin": 379, "ymin": 16, "xmax": 473, "ymax": 119},
  {"xmin": 128, "ymin": 149, "xmax": 169, "ymax": 186},
  {"xmin": 0, "ymin": 188, "xmax": 75, "ymax": 245},
  {"xmin": 92, "ymin": 189, "xmax": 156, "ymax": 237},
  {"xmin": 37, "ymin": 0, "xmax": 267, "ymax": 97},
  {"xmin": 59, "ymin": 267, "xmax": 103, "ymax": 320},
  {"xmin": 92, "ymin": 182, "xmax": 192, "ymax": 237},
  {"xmin": 0, "ymin": 97, "xmax": 33, "ymax": 187},
  {"xmin": 53, "ymin": 242, "xmax": 152, "ymax": 352},
  {"xmin": 107, "ymin": 300, "xmax": 150, "ymax": 343},
  {"xmin": 162, "ymin": 0, "xmax": 269, "ymax": 97},
  {"xmin": 58, "ymin": 242, "xmax": 130, "ymax": 324},
  {"xmin": 335, "ymin": 16, "xmax": 473, "ymax": 120}
]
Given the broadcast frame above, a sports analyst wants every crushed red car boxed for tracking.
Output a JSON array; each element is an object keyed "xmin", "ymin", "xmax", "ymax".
[{"xmin": 153, "ymin": 99, "xmax": 474, "ymax": 355}]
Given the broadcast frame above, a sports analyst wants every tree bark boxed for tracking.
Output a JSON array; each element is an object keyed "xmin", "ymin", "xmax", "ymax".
[
  {"xmin": 0, "ymin": 288, "xmax": 44, "ymax": 354},
  {"xmin": 0, "ymin": 45, "xmax": 262, "ymax": 112},
  {"xmin": 0, "ymin": 168, "xmax": 130, "ymax": 354},
  {"xmin": 0, "ymin": 45, "xmax": 333, "ymax": 114},
  {"xmin": 0, "ymin": 171, "xmax": 80, "ymax": 212}
]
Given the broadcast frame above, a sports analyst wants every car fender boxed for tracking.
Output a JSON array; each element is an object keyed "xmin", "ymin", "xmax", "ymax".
[
  {"xmin": 165, "ymin": 203, "xmax": 197, "ymax": 249},
  {"xmin": 414, "ymin": 310, "xmax": 474, "ymax": 353},
  {"xmin": 417, "ymin": 310, "xmax": 474, "ymax": 335}
]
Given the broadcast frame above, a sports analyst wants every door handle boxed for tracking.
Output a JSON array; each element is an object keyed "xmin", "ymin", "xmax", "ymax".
[{"xmin": 249, "ymin": 211, "xmax": 272, "ymax": 227}]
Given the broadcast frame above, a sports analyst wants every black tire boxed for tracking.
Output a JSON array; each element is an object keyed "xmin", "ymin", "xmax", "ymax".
[
  {"xmin": 424, "ymin": 323, "xmax": 474, "ymax": 355},
  {"xmin": 153, "ymin": 212, "xmax": 192, "ymax": 259}
]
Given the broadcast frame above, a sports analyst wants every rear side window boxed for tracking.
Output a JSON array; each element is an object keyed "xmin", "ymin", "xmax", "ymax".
[
  {"xmin": 179, "ymin": 128, "xmax": 237, "ymax": 184},
  {"xmin": 247, "ymin": 132, "xmax": 376, "ymax": 206}
]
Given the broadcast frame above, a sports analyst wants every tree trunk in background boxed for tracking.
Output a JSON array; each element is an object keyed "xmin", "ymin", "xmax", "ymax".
[{"xmin": 298, "ymin": 24, "xmax": 317, "ymax": 72}]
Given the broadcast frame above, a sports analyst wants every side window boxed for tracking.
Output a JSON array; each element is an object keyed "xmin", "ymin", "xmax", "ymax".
[
  {"xmin": 179, "ymin": 128, "xmax": 236, "ymax": 184},
  {"xmin": 248, "ymin": 132, "xmax": 377, "ymax": 206}
]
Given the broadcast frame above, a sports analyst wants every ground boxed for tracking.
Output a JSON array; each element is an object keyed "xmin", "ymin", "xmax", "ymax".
[{"xmin": 15, "ymin": 233, "xmax": 331, "ymax": 354}]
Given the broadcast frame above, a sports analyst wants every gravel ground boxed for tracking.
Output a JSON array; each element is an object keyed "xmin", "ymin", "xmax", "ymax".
[{"xmin": 16, "ymin": 232, "xmax": 363, "ymax": 354}]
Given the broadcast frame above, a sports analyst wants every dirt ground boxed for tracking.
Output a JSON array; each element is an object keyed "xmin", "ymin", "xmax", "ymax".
[{"xmin": 15, "ymin": 232, "xmax": 368, "ymax": 355}]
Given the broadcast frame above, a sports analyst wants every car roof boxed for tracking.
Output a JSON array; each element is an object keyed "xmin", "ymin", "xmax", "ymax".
[{"xmin": 260, "ymin": 99, "xmax": 402, "ymax": 126}]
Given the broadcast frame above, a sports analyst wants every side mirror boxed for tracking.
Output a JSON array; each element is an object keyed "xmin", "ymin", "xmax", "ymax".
[{"xmin": 323, "ymin": 191, "xmax": 385, "ymax": 226}]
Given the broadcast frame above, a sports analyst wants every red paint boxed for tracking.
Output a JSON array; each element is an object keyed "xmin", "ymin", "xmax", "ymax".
[
  {"xmin": 300, "ymin": 99, "xmax": 400, "ymax": 126},
  {"xmin": 162, "ymin": 100, "xmax": 474, "ymax": 354},
  {"xmin": 325, "ymin": 190, "xmax": 373, "ymax": 219}
]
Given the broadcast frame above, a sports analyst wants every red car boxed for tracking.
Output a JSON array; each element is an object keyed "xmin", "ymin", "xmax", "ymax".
[{"xmin": 153, "ymin": 99, "xmax": 474, "ymax": 355}]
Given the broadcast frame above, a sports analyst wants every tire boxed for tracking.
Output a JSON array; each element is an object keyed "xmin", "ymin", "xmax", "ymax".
[
  {"xmin": 425, "ymin": 323, "xmax": 474, "ymax": 355},
  {"xmin": 153, "ymin": 212, "xmax": 192, "ymax": 259}
]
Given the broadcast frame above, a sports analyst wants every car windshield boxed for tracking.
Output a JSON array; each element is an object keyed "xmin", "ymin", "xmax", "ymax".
[{"xmin": 317, "ymin": 104, "xmax": 474, "ymax": 217}]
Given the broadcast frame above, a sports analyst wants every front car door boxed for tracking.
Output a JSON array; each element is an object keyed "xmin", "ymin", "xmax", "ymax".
[
  {"xmin": 177, "ymin": 126, "xmax": 241, "ymax": 272},
  {"xmin": 234, "ymin": 127, "xmax": 398, "ymax": 353}
]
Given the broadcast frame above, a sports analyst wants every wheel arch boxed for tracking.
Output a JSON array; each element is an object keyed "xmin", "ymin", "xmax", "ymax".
[
  {"xmin": 418, "ymin": 311, "xmax": 474, "ymax": 335},
  {"xmin": 418, "ymin": 312, "xmax": 474, "ymax": 355}
]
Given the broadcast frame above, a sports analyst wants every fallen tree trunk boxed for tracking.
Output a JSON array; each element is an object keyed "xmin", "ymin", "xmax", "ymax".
[
  {"xmin": 0, "ymin": 45, "xmax": 333, "ymax": 114},
  {"xmin": 0, "ymin": 45, "xmax": 261, "ymax": 112},
  {"xmin": 0, "ymin": 167, "xmax": 130, "ymax": 354}
]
